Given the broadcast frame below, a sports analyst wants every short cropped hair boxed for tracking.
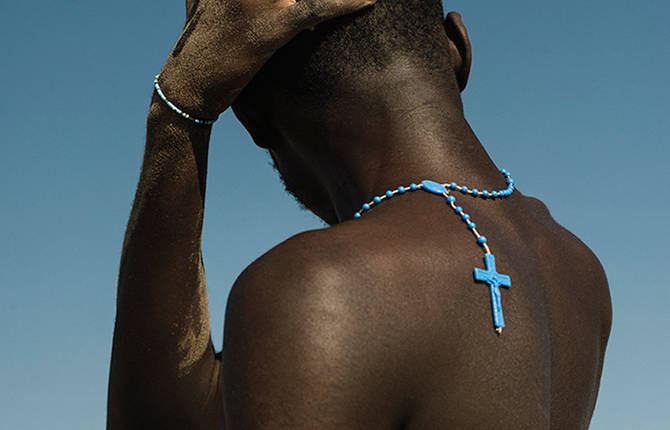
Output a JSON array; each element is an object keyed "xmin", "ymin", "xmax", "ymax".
[
  {"xmin": 236, "ymin": 0, "xmax": 449, "ymax": 107},
  {"xmin": 232, "ymin": 0, "xmax": 451, "ymax": 223}
]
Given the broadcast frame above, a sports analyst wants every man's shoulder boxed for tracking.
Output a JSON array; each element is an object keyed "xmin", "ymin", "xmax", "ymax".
[
  {"xmin": 228, "ymin": 221, "xmax": 453, "ymax": 307},
  {"xmin": 222, "ymin": 227, "xmax": 414, "ymax": 426},
  {"xmin": 516, "ymin": 194, "xmax": 612, "ymax": 336},
  {"xmin": 223, "ymin": 222, "xmax": 445, "ymax": 349},
  {"xmin": 228, "ymin": 226, "xmax": 378, "ymax": 315},
  {"xmin": 224, "ymin": 222, "xmax": 470, "ymax": 353}
]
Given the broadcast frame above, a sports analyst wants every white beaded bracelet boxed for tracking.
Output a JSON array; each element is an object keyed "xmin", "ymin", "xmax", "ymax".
[{"xmin": 153, "ymin": 75, "xmax": 217, "ymax": 125}]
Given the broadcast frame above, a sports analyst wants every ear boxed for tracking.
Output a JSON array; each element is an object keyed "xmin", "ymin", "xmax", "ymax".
[{"xmin": 443, "ymin": 11, "xmax": 472, "ymax": 92}]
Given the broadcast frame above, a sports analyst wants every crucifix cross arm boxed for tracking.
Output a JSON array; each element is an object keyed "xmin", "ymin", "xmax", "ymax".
[{"xmin": 474, "ymin": 254, "xmax": 511, "ymax": 289}]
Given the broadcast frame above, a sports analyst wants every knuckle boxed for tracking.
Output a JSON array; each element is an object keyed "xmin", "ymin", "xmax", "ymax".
[
  {"xmin": 246, "ymin": 17, "xmax": 280, "ymax": 51},
  {"xmin": 304, "ymin": 0, "xmax": 332, "ymax": 20}
]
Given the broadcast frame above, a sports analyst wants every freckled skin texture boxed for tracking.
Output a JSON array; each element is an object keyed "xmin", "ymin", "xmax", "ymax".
[{"xmin": 107, "ymin": 1, "xmax": 612, "ymax": 429}]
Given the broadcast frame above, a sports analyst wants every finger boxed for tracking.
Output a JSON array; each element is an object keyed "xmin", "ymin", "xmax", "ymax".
[
  {"xmin": 277, "ymin": 0, "xmax": 376, "ymax": 35},
  {"xmin": 185, "ymin": 0, "xmax": 199, "ymax": 22}
]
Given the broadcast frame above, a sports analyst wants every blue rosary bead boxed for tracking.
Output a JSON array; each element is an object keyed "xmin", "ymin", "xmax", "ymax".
[
  {"xmin": 373, "ymin": 196, "xmax": 382, "ymax": 203},
  {"xmin": 455, "ymin": 206, "xmax": 464, "ymax": 214},
  {"xmin": 362, "ymin": 203, "xmax": 371, "ymax": 210},
  {"xmin": 446, "ymin": 195, "xmax": 456, "ymax": 203},
  {"xmin": 468, "ymin": 222, "xmax": 477, "ymax": 230},
  {"xmin": 440, "ymin": 173, "xmax": 514, "ymax": 198},
  {"xmin": 421, "ymin": 180, "xmax": 448, "ymax": 195},
  {"xmin": 410, "ymin": 183, "xmax": 418, "ymax": 190},
  {"xmin": 398, "ymin": 186, "xmax": 406, "ymax": 193},
  {"xmin": 462, "ymin": 214, "xmax": 471, "ymax": 221},
  {"xmin": 477, "ymin": 236, "xmax": 488, "ymax": 245},
  {"xmin": 354, "ymin": 212, "xmax": 361, "ymax": 218},
  {"xmin": 385, "ymin": 190, "xmax": 394, "ymax": 198}
]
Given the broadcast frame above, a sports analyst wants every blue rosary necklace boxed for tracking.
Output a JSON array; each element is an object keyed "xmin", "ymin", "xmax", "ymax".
[
  {"xmin": 353, "ymin": 169, "xmax": 515, "ymax": 334},
  {"xmin": 152, "ymin": 74, "xmax": 516, "ymax": 333}
]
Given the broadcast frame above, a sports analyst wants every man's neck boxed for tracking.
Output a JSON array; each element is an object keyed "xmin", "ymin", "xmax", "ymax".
[
  {"xmin": 272, "ymin": 62, "xmax": 504, "ymax": 223},
  {"xmin": 315, "ymin": 101, "xmax": 504, "ymax": 222}
]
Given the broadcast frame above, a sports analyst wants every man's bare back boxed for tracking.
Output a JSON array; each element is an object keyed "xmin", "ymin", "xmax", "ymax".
[
  {"xmin": 107, "ymin": 0, "xmax": 611, "ymax": 427},
  {"xmin": 223, "ymin": 190, "xmax": 611, "ymax": 429}
]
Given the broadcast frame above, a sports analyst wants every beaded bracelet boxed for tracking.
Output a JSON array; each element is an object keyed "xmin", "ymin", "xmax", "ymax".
[{"xmin": 153, "ymin": 74, "xmax": 218, "ymax": 125}]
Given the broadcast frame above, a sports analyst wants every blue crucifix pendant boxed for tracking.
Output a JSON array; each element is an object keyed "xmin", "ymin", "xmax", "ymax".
[{"xmin": 474, "ymin": 254, "xmax": 512, "ymax": 334}]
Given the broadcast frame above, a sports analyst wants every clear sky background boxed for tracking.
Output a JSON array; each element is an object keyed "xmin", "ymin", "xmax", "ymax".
[{"xmin": 1, "ymin": 0, "xmax": 668, "ymax": 428}]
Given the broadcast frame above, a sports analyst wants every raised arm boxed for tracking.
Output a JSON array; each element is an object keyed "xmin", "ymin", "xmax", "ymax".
[{"xmin": 107, "ymin": 0, "xmax": 376, "ymax": 428}]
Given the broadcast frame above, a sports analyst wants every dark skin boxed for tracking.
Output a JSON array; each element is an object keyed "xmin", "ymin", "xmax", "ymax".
[{"xmin": 108, "ymin": 0, "xmax": 612, "ymax": 428}]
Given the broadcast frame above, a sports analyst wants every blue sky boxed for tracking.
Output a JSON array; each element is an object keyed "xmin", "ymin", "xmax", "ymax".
[{"xmin": 0, "ymin": 0, "xmax": 668, "ymax": 428}]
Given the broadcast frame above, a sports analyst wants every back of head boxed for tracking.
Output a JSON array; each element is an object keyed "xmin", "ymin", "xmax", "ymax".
[
  {"xmin": 232, "ymin": 0, "xmax": 455, "ymax": 127},
  {"xmin": 231, "ymin": 0, "xmax": 464, "ymax": 224}
]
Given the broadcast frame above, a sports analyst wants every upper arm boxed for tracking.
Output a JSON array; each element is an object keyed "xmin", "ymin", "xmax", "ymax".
[{"xmin": 220, "ymin": 236, "xmax": 404, "ymax": 429}]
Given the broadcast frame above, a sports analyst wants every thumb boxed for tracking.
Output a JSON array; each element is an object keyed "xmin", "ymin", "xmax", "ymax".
[
  {"xmin": 185, "ymin": 0, "xmax": 199, "ymax": 22},
  {"xmin": 277, "ymin": 0, "xmax": 376, "ymax": 36}
]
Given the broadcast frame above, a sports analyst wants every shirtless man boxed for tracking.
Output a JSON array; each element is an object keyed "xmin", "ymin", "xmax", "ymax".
[{"xmin": 107, "ymin": 0, "xmax": 612, "ymax": 428}]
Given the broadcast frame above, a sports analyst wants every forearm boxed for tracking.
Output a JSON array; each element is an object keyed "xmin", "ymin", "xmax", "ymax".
[
  {"xmin": 106, "ymin": 0, "xmax": 375, "ymax": 424},
  {"xmin": 108, "ymin": 93, "xmax": 222, "ymax": 428}
]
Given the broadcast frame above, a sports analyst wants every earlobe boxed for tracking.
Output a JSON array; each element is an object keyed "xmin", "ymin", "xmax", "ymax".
[{"xmin": 443, "ymin": 11, "xmax": 472, "ymax": 92}]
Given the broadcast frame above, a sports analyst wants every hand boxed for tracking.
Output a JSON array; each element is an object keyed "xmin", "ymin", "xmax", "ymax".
[{"xmin": 158, "ymin": 0, "xmax": 376, "ymax": 118}]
